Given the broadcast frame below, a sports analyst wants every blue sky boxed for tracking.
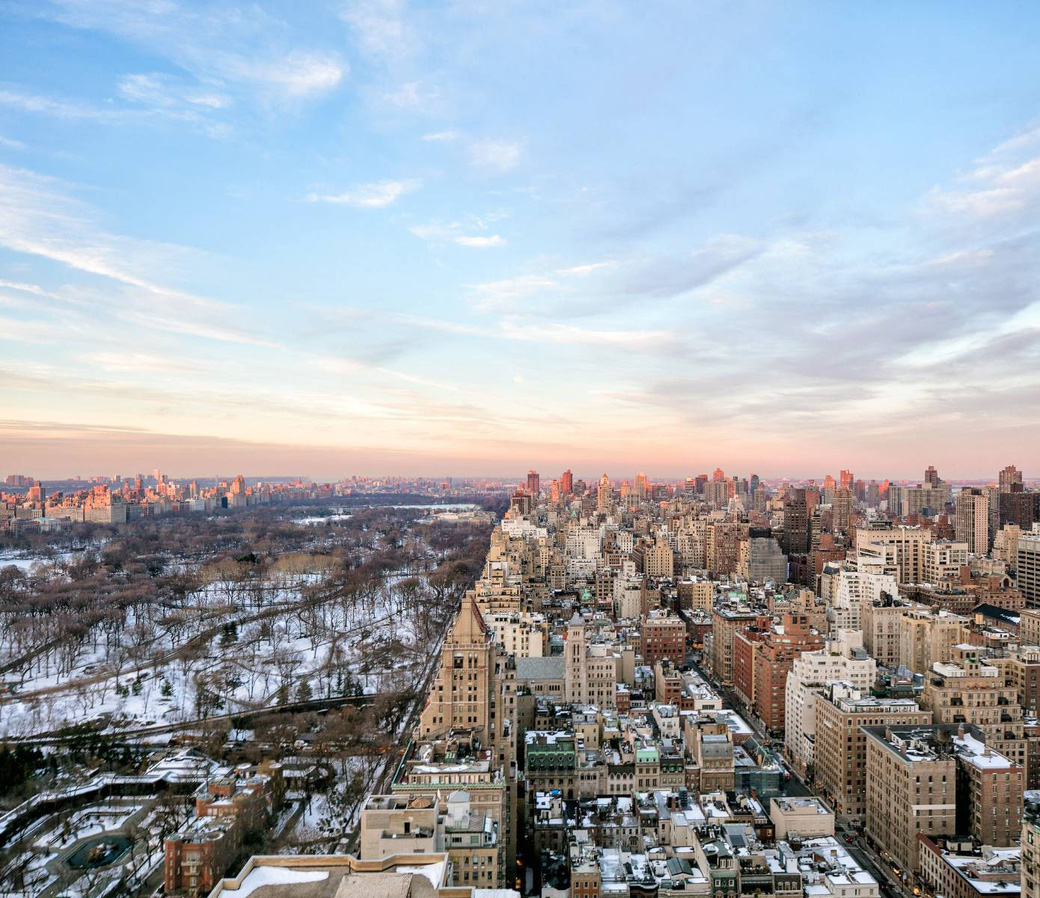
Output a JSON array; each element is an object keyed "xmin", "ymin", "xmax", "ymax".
[{"xmin": 1, "ymin": 1, "xmax": 1039, "ymax": 479}]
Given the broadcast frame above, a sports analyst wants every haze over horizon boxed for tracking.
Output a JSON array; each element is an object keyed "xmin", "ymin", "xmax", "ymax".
[{"xmin": 2, "ymin": 2, "xmax": 1039, "ymax": 477}]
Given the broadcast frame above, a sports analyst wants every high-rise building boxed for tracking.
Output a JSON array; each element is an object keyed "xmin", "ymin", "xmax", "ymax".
[
  {"xmin": 920, "ymin": 645, "xmax": 1026, "ymax": 770},
  {"xmin": 956, "ymin": 487, "xmax": 990, "ymax": 554},
  {"xmin": 419, "ymin": 598, "xmax": 497, "ymax": 741},
  {"xmin": 831, "ymin": 487, "xmax": 854, "ymax": 533},
  {"xmin": 813, "ymin": 684, "xmax": 930, "ymax": 822},
  {"xmin": 526, "ymin": 470, "xmax": 540, "ymax": 496},
  {"xmin": 752, "ymin": 614, "xmax": 825, "ymax": 732},
  {"xmin": 999, "ymin": 465, "xmax": 1023, "ymax": 493},
  {"xmin": 596, "ymin": 473, "xmax": 611, "ymax": 512},
  {"xmin": 737, "ymin": 529, "xmax": 788, "ymax": 584},
  {"xmin": 561, "ymin": 469, "xmax": 573, "ymax": 495},
  {"xmin": 925, "ymin": 465, "xmax": 941, "ymax": 488},
  {"xmin": 783, "ymin": 488, "xmax": 810, "ymax": 556},
  {"xmin": 864, "ymin": 725, "xmax": 1023, "ymax": 875},
  {"xmin": 840, "ymin": 469, "xmax": 854, "ymax": 489},
  {"xmin": 1017, "ymin": 534, "xmax": 1040, "ymax": 609}
]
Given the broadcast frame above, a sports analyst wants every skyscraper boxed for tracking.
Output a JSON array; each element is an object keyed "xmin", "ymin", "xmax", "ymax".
[
  {"xmin": 925, "ymin": 465, "xmax": 941, "ymax": 488},
  {"xmin": 561, "ymin": 469, "xmax": 573, "ymax": 495},
  {"xmin": 999, "ymin": 465, "xmax": 1023, "ymax": 493},
  {"xmin": 955, "ymin": 487, "xmax": 989, "ymax": 555},
  {"xmin": 783, "ymin": 488, "xmax": 810, "ymax": 555},
  {"xmin": 526, "ymin": 469, "xmax": 540, "ymax": 496}
]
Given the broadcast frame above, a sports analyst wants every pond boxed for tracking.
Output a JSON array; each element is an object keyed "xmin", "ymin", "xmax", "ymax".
[{"xmin": 67, "ymin": 834, "xmax": 132, "ymax": 869}]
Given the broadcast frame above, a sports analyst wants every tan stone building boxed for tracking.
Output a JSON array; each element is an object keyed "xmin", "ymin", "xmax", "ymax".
[
  {"xmin": 899, "ymin": 608, "xmax": 969, "ymax": 675},
  {"xmin": 1023, "ymin": 804, "xmax": 1040, "ymax": 898},
  {"xmin": 864, "ymin": 724, "xmax": 1023, "ymax": 875},
  {"xmin": 814, "ymin": 686, "xmax": 930, "ymax": 823},
  {"xmin": 864, "ymin": 726, "xmax": 959, "ymax": 875},
  {"xmin": 921, "ymin": 645, "xmax": 1026, "ymax": 769}
]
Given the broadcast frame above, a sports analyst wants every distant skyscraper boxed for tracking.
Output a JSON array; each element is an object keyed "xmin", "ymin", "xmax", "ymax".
[
  {"xmin": 832, "ymin": 487, "xmax": 854, "ymax": 533},
  {"xmin": 526, "ymin": 469, "xmax": 540, "ymax": 496},
  {"xmin": 840, "ymin": 469, "xmax": 854, "ymax": 489},
  {"xmin": 924, "ymin": 465, "xmax": 941, "ymax": 488},
  {"xmin": 561, "ymin": 469, "xmax": 573, "ymax": 495},
  {"xmin": 784, "ymin": 487, "xmax": 811, "ymax": 555},
  {"xmin": 999, "ymin": 465, "xmax": 1023, "ymax": 493},
  {"xmin": 597, "ymin": 473, "xmax": 611, "ymax": 511}
]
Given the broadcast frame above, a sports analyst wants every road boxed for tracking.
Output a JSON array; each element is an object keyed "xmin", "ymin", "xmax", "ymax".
[
  {"xmin": 335, "ymin": 601, "xmax": 451, "ymax": 856},
  {"xmin": 845, "ymin": 835, "xmax": 915, "ymax": 898},
  {"xmin": 2, "ymin": 691, "xmax": 384, "ymax": 745}
]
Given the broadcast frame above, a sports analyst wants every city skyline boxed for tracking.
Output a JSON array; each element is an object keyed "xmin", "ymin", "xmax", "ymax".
[
  {"xmin": 3, "ymin": 457, "xmax": 1033, "ymax": 485},
  {"xmin": 2, "ymin": 3, "xmax": 1039, "ymax": 475}
]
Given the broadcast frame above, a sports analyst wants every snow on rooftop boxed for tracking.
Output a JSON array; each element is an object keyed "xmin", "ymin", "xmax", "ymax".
[{"xmin": 223, "ymin": 866, "xmax": 329, "ymax": 898}]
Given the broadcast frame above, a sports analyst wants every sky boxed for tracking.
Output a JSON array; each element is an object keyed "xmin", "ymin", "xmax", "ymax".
[{"xmin": 1, "ymin": 1, "xmax": 1039, "ymax": 481}]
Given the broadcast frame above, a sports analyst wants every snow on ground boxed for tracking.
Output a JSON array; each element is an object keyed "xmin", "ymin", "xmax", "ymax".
[
  {"xmin": 1, "ymin": 562, "xmax": 432, "ymax": 738},
  {"xmin": 291, "ymin": 755, "xmax": 384, "ymax": 849},
  {"xmin": 34, "ymin": 804, "xmax": 142, "ymax": 850}
]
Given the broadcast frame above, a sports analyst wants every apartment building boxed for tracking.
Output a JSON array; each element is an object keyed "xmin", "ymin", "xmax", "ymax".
[{"xmin": 813, "ymin": 685, "xmax": 930, "ymax": 823}]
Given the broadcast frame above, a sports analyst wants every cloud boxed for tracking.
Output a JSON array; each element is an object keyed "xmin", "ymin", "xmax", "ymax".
[
  {"xmin": 469, "ymin": 138, "xmax": 523, "ymax": 173},
  {"xmin": 0, "ymin": 134, "xmax": 27, "ymax": 149},
  {"xmin": 409, "ymin": 222, "xmax": 506, "ymax": 248},
  {"xmin": 39, "ymin": 1, "xmax": 347, "ymax": 105},
  {"xmin": 381, "ymin": 80, "xmax": 439, "ymax": 109},
  {"xmin": 340, "ymin": 0, "xmax": 411, "ymax": 61},
  {"xmin": 79, "ymin": 351, "xmax": 204, "ymax": 374},
  {"xmin": 464, "ymin": 237, "xmax": 760, "ymax": 315},
  {"xmin": 455, "ymin": 234, "xmax": 506, "ymax": 248},
  {"xmin": 225, "ymin": 52, "xmax": 346, "ymax": 100},
  {"xmin": 0, "ymin": 87, "xmax": 123, "ymax": 122},
  {"xmin": 421, "ymin": 130, "xmax": 459, "ymax": 142},
  {"xmin": 118, "ymin": 73, "xmax": 230, "ymax": 110},
  {"xmin": 386, "ymin": 312, "xmax": 670, "ymax": 348},
  {"xmin": 306, "ymin": 179, "xmax": 421, "ymax": 208},
  {"xmin": 926, "ymin": 126, "xmax": 1040, "ymax": 221}
]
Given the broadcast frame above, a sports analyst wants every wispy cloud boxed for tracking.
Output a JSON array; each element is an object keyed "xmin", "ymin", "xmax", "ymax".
[
  {"xmin": 118, "ymin": 73, "xmax": 230, "ymax": 110},
  {"xmin": 410, "ymin": 222, "xmax": 506, "ymax": 248},
  {"xmin": 384, "ymin": 312, "xmax": 671, "ymax": 349},
  {"xmin": 79, "ymin": 351, "xmax": 204, "ymax": 374},
  {"xmin": 469, "ymin": 138, "xmax": 523, "ymax": 173},
  {"xmin": 340, "ymin": 0, "xmax": 412, "ymax": 62},
  {"xmin": 926, "ymin": 125, "xmax": 1040, "ymax": 221},
  {"xmin": 421, "ymin": 130, "xmax": 459, "ymax": 142},
  {"xmin": 381, "ymin": 80, "xmax": 439, "ymax": 110},
  {"xmin": 306, "ymin": 178, "xmax": 421, "ymax": 208},
  {"xmin": 455, "ymin": 234, "xmax": 506, "ymax": 248},
  {"xmin": 40, "ymin": 1, "xmax": 347, "ymax": 105},
  {"xmin": 224, "ymin": 52, "xmax": 346, "ymax": 100},
  {"xmin": 465, "ymin": 237, "xmax": 759, "ymax": 315},
  {"xmin": 0, "ymin": 162, "xmax": 276, "ymax": 347},
  {"xmin": 0, "ymin": 87, "xmax": 123, "ymax": 122}
]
